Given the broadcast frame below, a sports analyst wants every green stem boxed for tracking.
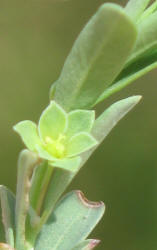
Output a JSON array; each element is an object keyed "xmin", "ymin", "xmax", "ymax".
[
  {"xmin": 26, "ymin": 162, "xmax": 54, "ymax": 245},
  {"xmin": 15, "ymin": 150, "xmax": 40, "ymax": 250},
  {"xmin": 30, "ymin": 161, "xmax": 54, "ymax": 215}
]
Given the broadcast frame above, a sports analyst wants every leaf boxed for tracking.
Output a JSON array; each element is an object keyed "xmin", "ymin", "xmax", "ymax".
[
  {"xmin": 139, "ymin": 1, "xmax": 157, "ymax": 22},
  {"xmin": 67, "ymin": 132, "xmax": 98, "ymax": 157},
  {"xmin": 0, "ymin": 186, "xmax": 15, "ymax": 248},
  {"xmin": 91, "ymin": 96, "xmax": 142, "ymax": 143},
  {"xmin": 39, "ymin": 101, "xmax": 68, "ymax": 141},
  {"xmin": 96, "ymin": 50, "xmax": 157, "ymax": 103},
  {"xmin": 52, "ymin": 3, "xmax": 137, "ymax": 110},
  {"xmin": 35, "ymin": 191, "xmax": 105, "ymax": 250},
  {"xmin": 125, "ymin": 0, "xmax": 150, "ymax": 21},
  {"xmin": 66, "ymin": 110, "xmax": 95, "ymax": 138},
  {"xmin": 72, "ymin": 239, "xmax": 100, "ymax": 250},
  {"xmin": 40, "ymin": 96, "xmax": 141, "ymax": 232},
  {"xmin": 128, "ymin": 10, "xmax": 157, "ymax": 65},
  {"xmin": 13, "ymin": 121, "xmax": 40, "ymax": 152}
]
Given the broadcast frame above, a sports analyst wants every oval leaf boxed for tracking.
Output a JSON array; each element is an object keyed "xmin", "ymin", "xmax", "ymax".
[
  {"xmin": 35, "ymin": 191, "xmax": 105, "ymax": 250},
  {"xmin": 52, "ymin": 3, "xmax": 137, "ymax": 110}
]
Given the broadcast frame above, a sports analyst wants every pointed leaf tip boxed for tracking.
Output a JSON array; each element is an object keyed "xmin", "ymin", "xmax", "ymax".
[{"xmin": 127, "ymin": 95, "xmax": 142, "ymax": 104}]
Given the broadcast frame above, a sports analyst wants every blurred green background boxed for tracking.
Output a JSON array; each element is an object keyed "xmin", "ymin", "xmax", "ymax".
[{"xmin": 0, "ymin": 0, "xmax": 157, "ymax": 249}]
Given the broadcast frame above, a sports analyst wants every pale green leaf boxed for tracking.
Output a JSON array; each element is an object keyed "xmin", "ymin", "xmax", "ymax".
[
  {"xmin": 67, "ymin": 132, "xmax": 98, "ymax": 157},
  {"xmin": 52, "ymin": 157, "xmax": 81, "ymax": 172},
  {"xmin": 35, "ymin": 191, "xmax": 105, "ymax": 250},
  {"xmin": 125, "ymin": 0, "xmax": 150, "ymax": 21},
  {"xmin": 66, "ymin": 110, "xmax": 95, "ymax": 138},
  {"xmin": 39, "ymin": 101, "xmax": 67, "ymax": 141},
  {"xmin": 13, "ymin": 121, "xmax": 40, "ymax": 152},
  {"xmin": 128, "ymin": 11, "xmax": 157, "ymax": 65},
  {"xmin": 139, "ymin": 1, "xmax": 157, "ymax": 22},
  {"xmin": 0, "ymin": 186, "xmax": 15, "ymax": 248},
  {"xmin": 92, "ymin": 96, "xmax": 142, "ymax": 142},
  {"xmin": 72, "ymin": 239, "xmax": 100, "ymax": 250},
  {"xmin": 96, "ymin": 51, "xmax": 157, "ymax": 103},
  {"xmin": 52, "ymin": 3, "xmax": 137, "ymax": 110}
]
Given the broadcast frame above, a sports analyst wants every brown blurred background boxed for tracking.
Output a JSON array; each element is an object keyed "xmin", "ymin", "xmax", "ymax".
[{"xmin": 0, "ymin": 0, "xmax": 157, "ymax": 249}]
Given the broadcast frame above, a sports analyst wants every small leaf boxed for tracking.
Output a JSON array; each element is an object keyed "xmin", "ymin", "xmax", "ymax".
[
  {"xmin": 125, "ymin": 0, "xmax": 150, "ymax": 21},
  {"xmin": 13, "ymin": 121, "xmax": 40, "ymax": 152},
  {"xmin": 52, "ymin": 3, "xmax": 137, "ymax": 110},
  {"xmin": 67, "ymin": 132, "xmax": 98, "ymax": 157},
  {"xmin": 0, "ymin": 186, "xmax": 15, "ymax": 248},
  {"xmin": 39, "ymin": 101, "xmax": 68, "ymax": 141},
  {"xmin": 66, "ymin": 110, "xmax": 95, "ymax": 138},
  {"xmin": 72, "ymin": 239, "xmax": 100, "ymax": 250},
  {"xmin": 52, "ymin": 157, "xmax": 81, "ymax": 172},
  {"xmin": 35, "ymin": 191, "xmax": 105, "ymax": 250}
]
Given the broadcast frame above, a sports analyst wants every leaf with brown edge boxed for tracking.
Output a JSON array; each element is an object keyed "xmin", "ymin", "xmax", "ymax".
[
  {"xmin": 35, "ymin": 190, "xmax": 105, "ymax": 250},
  {"xmin": 72, "ymin": 239, "xmax": 101, "ymax": 249}
]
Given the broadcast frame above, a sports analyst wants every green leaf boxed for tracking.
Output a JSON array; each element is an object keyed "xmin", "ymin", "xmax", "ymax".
[
  {"xmin": 52, "ymin": 157, "xmax": 81, "ymax": 172},
  {"xmin": 96, "ymin": 51, "xmax": 157, "ymax": 103},
  {"xmin": 67, "ymin": 132, "xmax": 98, "ymax": 157},
  {"xmin": 128, "ymin": 11, "xmax": 157, "ymax": 65},
  {"xmin": 125, "ymin": 0, "xmax": 150, "ymax": 21},
  {"xmin": 52, "ymin": 3, "xmax": 137, "ymax": 110},
  {"xmin": 41, "ymin": 170, "xmax": 74, "ymax": 227},
  {"xmin": 0, "ymin": 186, "xmax": 15, "ymax": 248},
  {"xmin": 40, "ymin": 96, "xmax": 141, "ymax": 231},
  {"xmin": 72, "ymin": 239, "xmax": 100, "ymax": 250},
  {"xmin": 35, "ymin": 191, "xmax": 105, "ymax": 250},
  {"xmin": 139, "ymin": 1, "xmax": 157, "ymax": 22},
  {"xmin": 13, "ymin": 121, "xmax": 40, "ymax": 152},
  {"xmin": 91, "ymin": 96, "xmax": 142, "ymax": 143},
  {"xmin": 39, "ymin": 101, "xmax": 67, "ymax": 141},
  {"xmin": 66, "ymin": 110, "xmax": 95, "ymax": 138}
]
